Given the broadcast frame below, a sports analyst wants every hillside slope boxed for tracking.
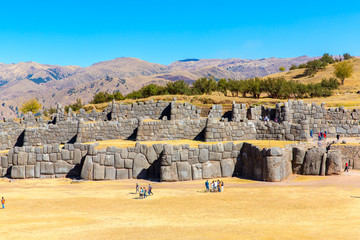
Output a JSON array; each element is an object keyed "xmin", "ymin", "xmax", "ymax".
[{"xmin": 0, "ymin": 56, "xmax": 314, "ymax": 117}]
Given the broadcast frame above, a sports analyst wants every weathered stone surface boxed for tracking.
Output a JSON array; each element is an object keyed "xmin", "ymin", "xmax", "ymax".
[
  {"xmin": 202, "ymin": 161, "xmax": 221, "ymax": 179},
  {"xmin": 114, "ymin": 153, "xmax": 124, "ymax": 168},
  {"xmin": 18, "ymin": 152, "xmax": 27, "ymax": 165},
  {"xmin": 11, "ymin": 166, "xmax": 25, "ymax": 179},
  {"xmin": 303, "ymin": 147, "xmax": 326, "ymax": 175},
  {"xmin": 176, "ymin": 162, "xmax": 191, "ymax": 181},
  {"xmin": 61, "ymin": 149, "xmax": 70, "ymax": 160},
  {"xmin": 160, "ymin": 162, "xmax": 178, "ymax": 181},
  {"xmin": 1, "ymin": 156, "xmax": 8, "ymax": 168},
  {"xmin": 54, "ymin": 161, "xmax": 72, "ymax": 174},
  {"xmin": 104, "ymin": 155, "xmax": 114, "ymax": 166},
  {"xmin": 180, "ymin": 150, "xmax": 188, "ymax": 161},
  {"xmin": 264, "ymin": 156, "xmax": 282, "ymax": 181},
  {"xmin": 326, "ymin": 151, "xmax": 342, "ymax": 175},
  {"xmin": 124, "ymin": 159, "xmax": 133, "ymax": 169},
  {"xmin": 116, "ymin": 169, "xmax": 129, "ymax": 179},
  {"xmin": 25, "ymin": 165, "xmax": 35, "ymax": 178},
  {"xmin": 146, "ymin": 146, "xmax": 158, "ymax": 164},
  {"xmin": 153, "ymin": 144, "xmax": 164, "ymax": 155},
  {"xmin": 192, "ymin": 163, "xmax": 202, "ymax": 180},
  {"xmin": 220, "ymin": 159, "xmax": 235, "ymax": 177},
  {"xmin": 28, "ymin": 153, "xmax": 36, "ymax": 165},
  {"xmin": 93, "ymin": 164, "xmax": 105, "ymax": 180},
  {"xmin": 105, "ymin": 167, "xmax": 116, "ymax": 180},
  {"xmin": 292, "ymin": 147, "xmax": 306, "ymax": 174},
  {"xmin": 80, "ymin": 156, "xmax": 93, "ymax": 180},
  {"xmin": 199, "ymin": 149, "xmax": 209, "ymax": 163},
  {"xmin": 35, "ymin": 162, "xmax": 40, "ymax": 178},
  {"xmin": 132, "ymin": 153, "xmax": 150, "ymax": 179},
  {"xmin": 74, "ymin": 149, "xmax": 82, "ymax": 165},
  {"xmin": 267, "ymin": 147, "xmax": 283, "ymax": 156},
  {"xmin": 40, "ymin": 162, "xmax": 54, "ymax": 175}
]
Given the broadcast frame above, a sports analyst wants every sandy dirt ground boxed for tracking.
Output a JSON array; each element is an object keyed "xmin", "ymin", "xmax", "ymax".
[{"xmin": 1, "ymin": 172, "xmax": 360, "ymax": 240}]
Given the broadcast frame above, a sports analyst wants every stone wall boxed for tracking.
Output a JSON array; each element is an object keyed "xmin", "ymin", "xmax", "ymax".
[
  {"xmin": 160, "ymin": 142, "xmax": 292, "ymax": 182},
  {"xmin": 205, "ymin": 119, "xmax": 310, "ymax": 142},
  {"xmin": 78, "ymin": 119, "xmax": 139, "ymax": 142},
  {"xmin": 0, "ymin": 121, "xmax": 25, "ymax": 150},
  {"xmin": 23, "ymin": 120, "xmax": 79, "ymax": 146},
  {"xmin": 2, "ymin": 141, "xmax": 344, "ymax": 181},
  {"xmin": 170, "ymin": 102, "xmax": 201, "ymax": 120},
  {"xmin": 136, "ymin": 119, "xmax": 207, "ymax": 141}
]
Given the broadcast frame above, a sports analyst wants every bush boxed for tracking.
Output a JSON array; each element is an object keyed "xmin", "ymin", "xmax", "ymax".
[
  {"xmin": 65, "ymin": 99, "xmax": 84, "ymax": 113},
  {"xmin": 90, "ymin": 91, "xmax": 125, "ymax": 104},
  {"xmin": 20, "ymin": 98, "xmax": 42, "ymax": 114}
]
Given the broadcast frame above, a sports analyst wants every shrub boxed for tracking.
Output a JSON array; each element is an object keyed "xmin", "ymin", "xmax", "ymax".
[{"xmin": 20, "ymin": 98, "xmax": 42, "ymax": 114}]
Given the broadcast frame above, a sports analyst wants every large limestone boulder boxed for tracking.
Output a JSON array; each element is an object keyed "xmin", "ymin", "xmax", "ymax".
[
  {"xmin": 220, "ymin": 159, "xmax": 235, "ymax": 177},
  {"xmin": 11, "ymin": 166, "xmax": 25, "ymax": 179},
  {"xmin": 192, "ymin": 163, "xmax": 202, "ymax": 180},
  {"xmin": 116, "ymin": 169, "xmax": 129, "ymax": 179},
  {"xmin": 81, "ymin": 156, "xmax": 93, "ymax": 180},
  {"xmin": 303, "ymin": 147, "xmax": 326, "ymax": 175},
  {"xmin": 105, "ymin": 167, "xmax": 116, "ymax": 180},
  {"xmin": 176, "ymin": 162, "xmax": 191, "ymax": 181},
  {"xmin": 25, "ymin": 165, "xmax": 35, "ymax": 178},
  {"xmin": 132, "ymin": 153, "xmax": 150, "ymax": 179},
  {"xmin": 202, "ymin": 161, "xmax": 221, "ymax": 179},
  {"xmin": 326, "ymin": 151, "xmax": 342, "ymax": 175},
  {"xmin": 146, "ymin": 146, "xmax": 158, "ymax": 164},
  {"xmin": 264, "ymin": 156, "xmax": 282, "ymax": 182},
  {"xmin": 160, "ymin": 162, "xmax": 178, "ymax": 181},
  {"xmin": 54, "ymin": 161, "xmax": 73, "ymax": 174},
  {"xmin": 93, "ymin": 164, "xmax": 105, "ymax": 180},
  {"xmin": 40, "ymin": 162, "xmax": 54, "ymax": 175},
  {"xmin": 292, "ymin": 147, "xmax": 306, "ymax": 174}
]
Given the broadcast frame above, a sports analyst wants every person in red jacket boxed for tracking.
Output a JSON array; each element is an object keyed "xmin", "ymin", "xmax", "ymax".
[{"xmin": 345, "ymin": 162, "xmax": 349, "ymax": 172}]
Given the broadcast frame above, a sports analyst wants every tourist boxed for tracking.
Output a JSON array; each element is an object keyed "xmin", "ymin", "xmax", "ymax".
[
  {"xmin": 136, "ymin": 183, "xmax": 140, "ymax": 194},
  {"xmin": 211, "ymin": 181, "xmax": 215, "ymax": 192},
  {"xmin": 310, "ymin": 129, "xmax": 313, "ymax": 138},
  {"xmin": 324, "ymin": 131, "xmax": 327, "ymax": 139},
  {"xmin": 139, "ymin": 188, "xmax": 143, "ymax": 199},
  {"xmin": 205, "ymin": 180, "xmax": 209, "ymax": 192},
  {"xmin": 1, "ymin": 197, "xmax": 5, "ymax": 209},
  {"xmin": 221, "ymin": 181, "xmax": 224, "ymax": 192},
  {"xmin": 218, "ymin": 181, "xmax": 221, "ymax": 192},
  {"xmin": 148, "ymin": 184, "xmax": 153, "ymax": 195},
  {"xmin": 345, "ymin": 162, "xmax": 349, "ymax": 172},
  {"xmin": 144, "ymin": 188, "xmax": 148, "ymax": 198},
  {"xmin": 318, "ymin": 132, "xmax": 321, "ymax": 141},
  {"xmin": 336, "ymin": 134, "xmax": 340, "ymax": 142},
  {"xmin": 259, "ymin": 116, "xmax": 262, "ymax": 121}
]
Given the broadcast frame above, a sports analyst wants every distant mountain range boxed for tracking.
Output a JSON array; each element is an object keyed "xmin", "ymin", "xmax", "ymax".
[{"xmin": 0, "ymin": 56, "xmax": 315, "ymax": 117}]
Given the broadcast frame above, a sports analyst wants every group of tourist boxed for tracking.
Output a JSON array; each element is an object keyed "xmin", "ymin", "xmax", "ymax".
[
  {"xmin": 310, "ymin": 129, "xmax": 327, "ymax": 140},
  {"xmin": 1, "ymin": 197, "xmax": 4, "ymax": 209},
  {"xmin": 135, "ymin": 183, "xmax": 153, "ymax": 199},
  {"xmin": 205, "ymin": 180, "xmax": 224, "ymax": 193}
]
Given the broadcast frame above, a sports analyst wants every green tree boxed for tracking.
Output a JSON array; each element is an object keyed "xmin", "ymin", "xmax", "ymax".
[
  {"xmin": 20, "ymin": 98, "xmax": 42, "ymax": 114},
  {"xmin": 166, "ymin": 80, "xmax": 191, "ymax": 95},
  {"xmin": 320, "ymin": 53, "xmax": 335, "ymax": 64},
  {"xmin": 304, "ymin": 59, "xmax": 327, "ymax": 77},
  {"xmin": 334, "ymin": 60, "xmax": 354, "ymax": 85},
  {"xmin": 279, "ymin": 66, "xmax": 286, "ymax": 72},
  {"xmin": 192, "ymin": 77, "xmax": 217, "ymax": 95},
  {"xmin": 289, "ymin": 64, "xmax": 297, "ymax": 70},
  {"xmin": 217, "ymin": 78, "xmax": 228, "ymax": 96},
  {"xmin": 65, "ymin": 99, "xmax": 84, "ymax": 112},
  {"xmin": 343, "ymin": 53, "xmax": 352, "ymax": 60},
  {"xmin": 247, "ymin": 78, "xmax": 264, "ymax": 99}
]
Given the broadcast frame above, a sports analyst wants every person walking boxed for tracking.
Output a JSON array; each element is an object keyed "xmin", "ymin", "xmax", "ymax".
[
  {"xmin": 324, "ymin": 131, "xmax": 327, "ymax": 139},
  {"xmin": 148, "ymin": 184, "xmax": 153, "ymax": 196},
  {"xmin": 205, "ymin": 180, "xmax": 209, "ymax": 192},
  {"xmin": 136, "ymin": 183, "xmax": 140, "ymax": 194},
  {"xmin": 144, "ymin": 188, "xmax": 147, "ymax": 198},
  {"xmin": 1, "ymin": 197, "xmax": 5, "ymax": 209},
  {"xmin": 221, "ymin": 181, "xmax": 224, "ymax": 192},
  {"xmin": 345, "ymin": 162, "xmax": 349, "ymax": 172},
  {"xmin": 310, "ymin": 129, "xmax": 313, "ymax": 138}
]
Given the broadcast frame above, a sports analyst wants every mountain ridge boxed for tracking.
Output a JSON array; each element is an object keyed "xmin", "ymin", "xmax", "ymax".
[{"xmin": 0, "ymin": 56, "xmax": 315, "ymax": 117}]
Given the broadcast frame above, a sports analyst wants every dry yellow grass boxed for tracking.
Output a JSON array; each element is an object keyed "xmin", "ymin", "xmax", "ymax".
[
  {"xmin": 85, "ymin": 139, "xmax": 298, "ymax": 150},
  {"xmin": 1, "ymin": 174, "xmax": 360, "ymax": 240}
]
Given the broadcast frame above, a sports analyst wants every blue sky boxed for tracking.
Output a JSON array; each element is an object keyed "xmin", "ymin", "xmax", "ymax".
[{"xmin": 0, "ymin": 0, "xmax": 359, "ymax": 66}]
